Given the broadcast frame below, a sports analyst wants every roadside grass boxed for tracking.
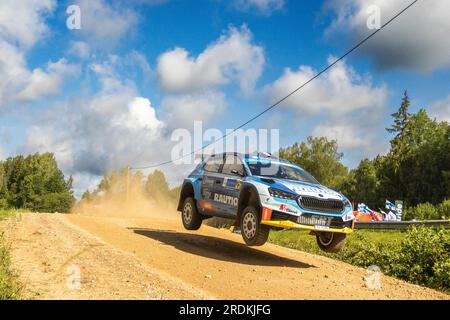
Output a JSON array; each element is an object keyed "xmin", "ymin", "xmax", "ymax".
[
  {"xmin": 269, "ymin": 227, "xmax": 450, "ymax": 294},
  {"xmin": 0, "ymin": 209, "xmax": 22, "ymax": 300},
  {"xmin": 0, "ymin": 209, "xmax": 26, "ymax": 220},
  {"xmin": 269, "ymin": 229, "xmax": 404, "ymax": 255},
  {"xmin": 0, "ymin": 209, "xmax": 13, "ymax": 220}
]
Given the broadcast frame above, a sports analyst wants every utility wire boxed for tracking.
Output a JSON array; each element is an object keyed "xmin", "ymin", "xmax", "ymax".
[{"xmin": 131, "ymin": 0, "xmax": 419, "ymax": 170}]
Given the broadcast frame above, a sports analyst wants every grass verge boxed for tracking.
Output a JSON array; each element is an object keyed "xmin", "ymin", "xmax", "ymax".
[
  {"xmin": 0, "ymin": 209, "xmax": 22, "ymax": 300},
  {"xmin": 269, "ymin": 227, "xmax": 450, "ymax": 294}
]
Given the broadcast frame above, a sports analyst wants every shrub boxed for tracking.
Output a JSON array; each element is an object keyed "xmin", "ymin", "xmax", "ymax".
[
  {"xmin": 268, "ymin": 227, "xmax": 450, "ymax": 293},
  {"xmin": 405, "ymin": 203, "xmax": 439, "ymax": 221},
  {"xmin": 345, "ymin": 227, "xmax": 450, "ymax": 292},
  {"xmin": 432, "ymin": 259, "xmax": 450, "ymax": 291},
  {"xmin": 0, "ymin": 238, "xmax": 22, "ymax": 300},
  {"xmin": 395, "ymin": 227, "xmax": 449, "ymax": 288},
  {"xmin": 0, "ymin": 199, "xmax": 8, "ymax": 210},
  {"xmin": 35, "ymin": 193, "xmax": 75, "ymax": 213},
  {"xmin": 437, "ymin": 199, "xmax": 450, "ymax": 219}
]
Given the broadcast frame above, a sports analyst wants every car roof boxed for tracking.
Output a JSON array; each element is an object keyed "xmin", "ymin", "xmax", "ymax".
[{"xmin": 208, "ymin": 152, "xmax": 296, "ymax": 166}]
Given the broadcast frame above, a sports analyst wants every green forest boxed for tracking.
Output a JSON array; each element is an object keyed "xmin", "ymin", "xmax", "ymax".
[{"xmin": 0, "ymin": 153, "xmax": 75, "ymax": 213}]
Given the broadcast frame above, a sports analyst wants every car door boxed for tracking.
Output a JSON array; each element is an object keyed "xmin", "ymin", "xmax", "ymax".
[
  {"xmin": 198, "ymin": 155, "xmax": 224, "ymax": 215},
  {"xmin": 213, "ymin": 155, "xmax": 245, "ymax": 217}
]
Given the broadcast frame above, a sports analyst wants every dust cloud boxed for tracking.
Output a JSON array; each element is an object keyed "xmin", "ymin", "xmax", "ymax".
[{"xmin": 71, "ymin": 169, "xmax": 180, "ymax": 222}]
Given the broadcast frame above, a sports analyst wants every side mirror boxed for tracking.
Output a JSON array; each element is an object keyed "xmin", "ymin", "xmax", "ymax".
[{"xmin": 231, "ymin": 169, "xmax": 245, "ymax": 177}]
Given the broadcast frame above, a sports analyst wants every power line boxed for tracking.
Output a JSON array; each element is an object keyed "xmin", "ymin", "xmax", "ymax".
[{"xmin": 131, "ymin": 0, "xmax": 419, "ymax": 170}]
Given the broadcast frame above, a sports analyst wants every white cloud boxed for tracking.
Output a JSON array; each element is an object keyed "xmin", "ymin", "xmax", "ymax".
[
  {"xmin": 0, "ymin": 41, "xmax": 29, "ymax": 104},
  {"xmin": 68, "ymin": 41, "xmax": 91, "ymax": 59},
  {"xmin": 23, "ymin": 92, "xmax": 166, "ymax": 176},
  {"xmin": 74, "ymin": 0, "xmax": 138, "ymax": 48},
  {"xmin": 113, "ymin": 97, "xmax": 164, "ymax": 133},
  {"xmin": 161, "ymin": 91, "xmax": 227, "ymax": 129},
  {"xmin": 88, "ymin": 51, "xmax": 152, "ymax": 87},
  {"xmin": 16, "ymin": 59, "xmax": 80, "ymax": 102},
  {"xmin": 24, "ymin": 125, "xmax": 74, "ymax": 172},
  {"xmin": 312, "ymin": 123, "xmax": 368, "ymax": 150},
  {"xmin": 264, "ymin": 56, "xmax": 388, "ymax": 116},
  {"xmin": 123, "ymin": 51, "xmax": 153, "ymax": 80},
  {"xmin": 0, "ymin": 2, "xmax": 77, "ymax": 107},
  {"xmin": 325, "ymin": 0, "xmax": 450, "ymax": 71},
  {"xmin": 428, "ymin": 95, "xmax": 450, "ymax": 123},
  {"xmin": 19, "ymin": 55, "xmax": 224, "ymax": 195},
  {"xmin": 265, "ymin": 56, "xmax": 389, "ymax": 157},
  {"xmin": 232, "ymin": 0, "xmax": 285, "ymax": 15},
  {"xmin": 0, "ymin": 41, "xmax": 79, "ymax": 106},
  {"xmin": 22, "ymin": 60, "xmax": 166, "ymax": 179},
  {"xmin": 0, "ymin": 0, "xmax": 55, "ymax": 48},
  {"xmin": 157, "ymin": 25, "xmax": 264, "ymax": 95},
  {"xmin": 311, "ymin": 108, "xmax": 389, "ymax": 158}
]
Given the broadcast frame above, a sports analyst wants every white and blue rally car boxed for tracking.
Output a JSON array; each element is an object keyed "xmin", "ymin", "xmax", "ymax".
[{"xmin": 178, "ymin": 153, "xmax": 355, "ymax": 252}]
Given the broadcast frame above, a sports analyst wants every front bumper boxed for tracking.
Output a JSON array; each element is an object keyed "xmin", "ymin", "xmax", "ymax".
[{"xmin": 261, "ymin": 219, "xmax": 354, "ymax": 234}]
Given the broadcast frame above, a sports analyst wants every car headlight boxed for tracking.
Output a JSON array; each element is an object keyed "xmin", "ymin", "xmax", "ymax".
[
  {"xmin": 344, "ymin": 198, "xmax": 352, "ymax": 208},
  {"xmin": 268, "ymin": 187, "xmax": 298, "ymax": 200}
]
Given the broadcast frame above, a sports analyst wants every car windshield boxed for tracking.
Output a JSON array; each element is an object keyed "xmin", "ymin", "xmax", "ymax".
[{"xmin": 246, "ymin": 160, "xmax": 319, "ymax": 184}]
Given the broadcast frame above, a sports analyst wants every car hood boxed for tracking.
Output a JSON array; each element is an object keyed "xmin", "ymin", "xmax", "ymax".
[{"xmin": 268, "ymin": 178, "xmax": 344, "ymax": 201}]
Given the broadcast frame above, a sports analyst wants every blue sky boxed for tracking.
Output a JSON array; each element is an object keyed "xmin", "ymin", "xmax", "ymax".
[{"xmin": 0, "ymin": 0, "xmax": 449, "ymax": 197}]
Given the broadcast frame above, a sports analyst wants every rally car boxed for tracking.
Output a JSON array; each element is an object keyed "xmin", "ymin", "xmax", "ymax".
[{"xmin": 177, "ymin": 153, "xmax": 355, "ymax": 252}]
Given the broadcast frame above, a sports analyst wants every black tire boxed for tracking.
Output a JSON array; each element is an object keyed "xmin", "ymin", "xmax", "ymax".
[
  {"xmin": 316, "ymin": 232, "xmax": 347, "ymax": 253},
  {"xmin": 181, "ymin": 197, "xmax": 203, "ymax": 230},
  {"xmin": 240, "ymin": 206, "xmax": 270, "ymax": 246}
]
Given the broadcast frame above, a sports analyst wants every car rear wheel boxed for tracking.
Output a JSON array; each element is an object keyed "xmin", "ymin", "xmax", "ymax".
[
  {"xmin": 316, "ymin": 232, "xmax": 346, "ymax": 253},
  {"xmin": 240, "ymin": 206, "xmax": 270, "ymax": 246},
  {"xmin": 181, "ymin": 197, "xmax": 203, "ymax": 230}
]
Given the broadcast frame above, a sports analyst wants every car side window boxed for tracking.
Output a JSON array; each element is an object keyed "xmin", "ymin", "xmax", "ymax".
[
  {"xmin": 204, "ymin": 156, "xmax": 224, "ymax": 173},
  {"xmin": 222, "ymin": 155, "xmax": 245, "ymax": 176}
]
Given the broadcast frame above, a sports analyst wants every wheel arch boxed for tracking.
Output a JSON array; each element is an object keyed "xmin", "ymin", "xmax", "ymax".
[
  {"xmin": 235, "ymin": 184, "xmax": 262, "ymax": 226},
  {"xmin": 177, "ymin": 181, "xmax": 196, "ymax": 211}
]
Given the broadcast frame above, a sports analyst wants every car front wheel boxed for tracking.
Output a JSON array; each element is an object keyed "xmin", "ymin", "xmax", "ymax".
[
  {"xmin": 316, "ymin": 232, "xmax": 346, "ymax": 253},
  {"xmin": 240, "ymin": 206, "xmax": 270, "ymax": 246},
  {"xmin": 181, "ymin": 197, "xmax": 203, "ymax": 230}
]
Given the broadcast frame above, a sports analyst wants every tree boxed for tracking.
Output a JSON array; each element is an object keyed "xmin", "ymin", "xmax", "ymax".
[
  {"xmin": 386, "ymin": 90, "xmax": 413, "ymax": 168},
  {"xmin": 387, "ymin": 90, "xmax": 411, "ymax": 135},
  {"xmin": 145, "ymin": 170, "xmax": 170, "ymax": 200},
  {"xmin": 352, "ymin": 159, "xmax": 380, "ymax": 207},
  {"xmin": 0, "ymin": 153, "xmax": 75, "ymax": 212},
  {"xmin": 398, "ymin": 110, "xmax": 449, "ymax": 205},
  {"xmin": 280, "ymin": 136, "xmax": 349, "ymax": 189},
  {"xmin": 85, "ymin": 168, "xmax": 180, "ymax": 208},
  {"xmin": 85, "ymin": 168, "xmax": 145, "ymax": 206},
  {"xmin": 0, "ymin": 162, "xmax": 4, "ymax": 188},
  {"xmin": 0, "ymin": 162, "xmax": 8, "ymax": 209},
  {"xmin": 36, "ymin": 193, "xmax": 75, "ymax": 213},
  {"xmin": 379, "ymin": 102, "xmax": 449, "ymax": 206},
  {"xmin": 278, "ymin": 93, "xmax": 449, "ymax": 209},
  {"xmin": 95, "ymin": 168, "xmax": 130, "ymax": 197}
]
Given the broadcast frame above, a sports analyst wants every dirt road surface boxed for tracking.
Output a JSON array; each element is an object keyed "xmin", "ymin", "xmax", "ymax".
[{"xmin": 2, "ymin": 212, "xmax": 448, "ymax": 300}]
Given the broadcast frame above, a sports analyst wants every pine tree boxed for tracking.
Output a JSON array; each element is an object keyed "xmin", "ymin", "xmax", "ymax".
[
  {"xmin": 387, "ymin": 91, "xmax": 413, "ymax": 167},
  {"xmin": 387, "ymin": 90, "xmax": 411, "ymax": 135}
]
